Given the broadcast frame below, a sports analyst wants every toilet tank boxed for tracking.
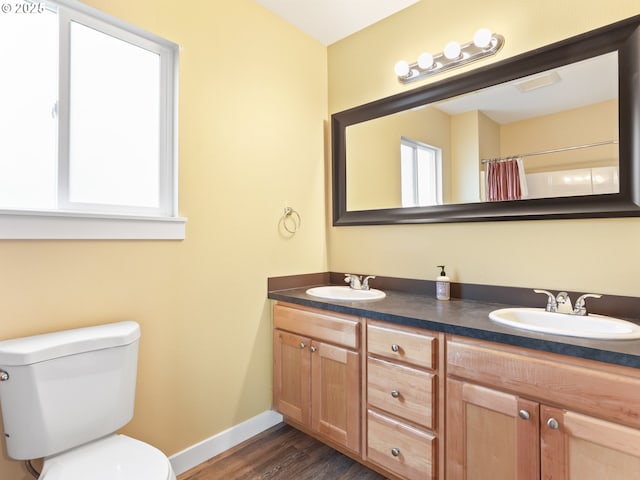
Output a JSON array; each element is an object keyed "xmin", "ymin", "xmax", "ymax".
[{"xmin": 0, "ymin": 321, "xmax": 140, "ymax": 460}]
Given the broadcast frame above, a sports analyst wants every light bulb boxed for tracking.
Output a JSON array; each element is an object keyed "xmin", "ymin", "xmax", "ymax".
[
  {"xmin": 394, "ymin": 60, "xmax": 410, "ymax": 77},
  {"xmin": 443, "ymin": 41, "xmax": 461, "ymax": 60},
  {"xmin": 473, "ymin": 28, "xmax": 493, "ymax": 49},
  {"xmin": 417, "ymin": 52, "xmax": 434, "ymax": 70}
]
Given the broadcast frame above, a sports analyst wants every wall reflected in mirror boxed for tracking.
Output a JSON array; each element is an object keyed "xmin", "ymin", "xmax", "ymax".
[{"xmin": 346, "ymin": 52, "xmax": 618, "ymax": 212}]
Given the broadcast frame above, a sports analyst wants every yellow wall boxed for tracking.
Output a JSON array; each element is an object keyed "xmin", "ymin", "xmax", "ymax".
[
  {"xmin": 327, "ymin": 0, "xmax": 640, "ymax": 296},
  {"xmin": 501, "ymin": 100, "xmax": 618, "ymax": 172},
  {"xmin": 347, "ymin": 106, "xmax": 450, "ymax": 210},
  {"xmin": 450, "ymin": 111, "xmax": 481, "ymax": 203},
  {"xmin": 0, "ymin": 0, "xmax": 327, "ymax": 478}
]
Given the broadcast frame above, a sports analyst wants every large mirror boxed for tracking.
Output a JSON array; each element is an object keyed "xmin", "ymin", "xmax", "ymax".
[{"xmin": 332, "ymin": 16, "xmax": 640, "ymax": 225}]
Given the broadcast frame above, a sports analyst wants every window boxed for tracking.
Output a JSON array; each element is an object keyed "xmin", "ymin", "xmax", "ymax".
[
  {"xmin": 400, "ymin": 137, "xmax": 442, "ymax": 207},
  {"xmin": 0, "ymin": 0, "xmax": 183, "ymax": 239}
]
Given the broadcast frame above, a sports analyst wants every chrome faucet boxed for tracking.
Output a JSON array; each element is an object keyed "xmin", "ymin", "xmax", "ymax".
[
  {"xmin": 362, "ymin": 275, "xmax": 376, "ymax": 290},
  {"xmin": 345, "ymin": 274, "xmax": 362, "ymax": 289},
  {"xmin": 534, "ymin": 289, "xmax": 602, "ymax": 315},
  {"xmin": 534, "ymin": 289, "xmax": 559, "ymax": 312},
  {"xmin": 555, "ymin": 292, "xmax": 573, "ymax": 313},
  {"xmin": 344, "ymin": 274, "xmax": 376, "ymax": 290},
  {"xmin": 573, "ymin": 293, "xmax": 602, "ymax": 316}
]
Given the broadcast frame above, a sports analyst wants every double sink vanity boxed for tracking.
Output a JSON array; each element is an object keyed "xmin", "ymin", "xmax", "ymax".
[
  {"xmin": 268, "ymin": 274, "xmax": 640, "ymax": 480},
  {"xmin": 308, "ymin": 284, "xmax": 640, "ymax": 340},
  {"xmin": 270, "ymin": 15, "xmax": 640, "ymax": 479}
]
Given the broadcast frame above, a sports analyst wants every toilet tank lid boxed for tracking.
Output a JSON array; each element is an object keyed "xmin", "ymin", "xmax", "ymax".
[{"xmin": 0, "ymin": 321, "xmax": 140, "ymax": 366}]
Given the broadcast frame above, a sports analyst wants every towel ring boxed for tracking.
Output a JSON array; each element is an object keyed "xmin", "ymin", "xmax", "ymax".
[{"xmin": 282, "ymin": 207, "xmax": 301, "ymax": 234}]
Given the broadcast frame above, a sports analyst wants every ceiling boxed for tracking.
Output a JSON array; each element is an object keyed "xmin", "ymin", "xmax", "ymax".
[
  {"xmin": 255, "ymin": 0, "xmax": 420, "ymax": 45},
  {"xmin": 254, "ymin": 1, "xmax": 617, "ymax": 124},
  {"xmin": 434, "ymin": 52, "xmax": 618, "ymax": 124}
]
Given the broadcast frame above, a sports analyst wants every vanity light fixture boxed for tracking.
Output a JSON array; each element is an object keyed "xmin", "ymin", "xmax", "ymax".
[{"xmin": 394, "ymin": 28, "xmax": 505, "ymax": 84}]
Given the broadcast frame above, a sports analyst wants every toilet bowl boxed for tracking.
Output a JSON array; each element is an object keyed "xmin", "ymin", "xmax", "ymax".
[
  {"xmin": 40, "ymin": 434, "xmax": 176, "ymax": 480},
  {"xmin": 0, "ymin": 321, "xmax": 176, "ymax": 480}
]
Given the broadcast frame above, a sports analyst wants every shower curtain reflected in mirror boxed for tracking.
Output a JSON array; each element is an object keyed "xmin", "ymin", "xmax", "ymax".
[{"xmin": 486, "ymin": 158, "xmax": 528, "ymax": 201}]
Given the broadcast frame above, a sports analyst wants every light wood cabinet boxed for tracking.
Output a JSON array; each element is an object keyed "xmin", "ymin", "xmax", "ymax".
[
  {"xmin": 368, "ymin": 409, "xmax": 436, "ymax": 480},
  {"xmin": 368, "ymin": 356, "xmax": 435, "ymax": 428},
  {"xmin": 446, "ymin": 378, "xmax": 539, "ymax": 480},
  {"xmin": 446, "ymin": 336, "xmax": 640, "ymax": 480},
  {"xmin": 540, "ymin": 405, "xmax": 640, "ymax": 479},
  {"xmin": 272, "ymin": 300, "xmax": 640, "ymax": 480},
  {"xmin": 366, "ymin": 320, "xmax": 443, "ymax": 480},
  {"xmin": 273, "ymin": 303, "xmax": 361, "ymax": 454},
  {"xmin": 273, "ymin": 329, "xmax": 311, "ymax": 425},
  {"xmin": 310, "ymin": 339, "xmax": 360, "ymax": 451}
]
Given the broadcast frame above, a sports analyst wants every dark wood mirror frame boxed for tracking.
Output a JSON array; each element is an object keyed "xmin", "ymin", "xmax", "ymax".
[{"xmin": 331, "ymin": 15, "xmax": 640, "ymax": 225}]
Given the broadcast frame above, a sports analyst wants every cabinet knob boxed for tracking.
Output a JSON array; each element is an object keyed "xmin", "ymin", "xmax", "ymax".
[
  {"xmin": 546, "ymin": 417, "xmax": 560, "ymax": 430},
  {"xmin": 391, "ymin": 448, "xmax": 401, "ymax": 457},
  {"xmin": 518, "ymin": 409, "xmax": 530, "ymax": 420},
  {"xmin": 0, "ymin": 370, "xmax": 8, "ymax": 382},
  {"xmin": 299, "ymin": 342, "xmax": 306, "ymax": 349},
  {"xmin": 391, "ymin": 390, "xmax": 400, "ymax": 398},
  {"xmin": 391, "ymin": 344, "xmax": 400, "ymax": 352},
  {"xmin": 310, "ymin": 346, "xmax": 317, "ymax": 353}
]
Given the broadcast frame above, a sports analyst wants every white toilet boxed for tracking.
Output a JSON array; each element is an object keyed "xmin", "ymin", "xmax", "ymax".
[{"xmin": 0, "ymin": 321, "xmax": 176, "ymax": 480}]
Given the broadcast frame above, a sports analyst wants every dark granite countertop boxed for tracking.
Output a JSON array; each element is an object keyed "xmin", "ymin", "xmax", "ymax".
[{"xmin": 268, "ymin": 286, "xmax": 640, "ymax": 369}]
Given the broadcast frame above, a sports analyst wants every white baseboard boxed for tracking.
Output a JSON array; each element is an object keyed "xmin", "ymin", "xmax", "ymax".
[{"xmin": 168, "ymin": 410, "xmax": 284, "ymax": 475}]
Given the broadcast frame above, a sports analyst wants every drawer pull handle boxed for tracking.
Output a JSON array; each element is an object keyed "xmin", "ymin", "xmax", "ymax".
[
  {"xmin": 299, "ymin": 342, "xmax": 306, "ymax": 349},
  {"xmin": 391, "ymin": 448, "xmax": 401, "ymax": 457},
  {"xmin": 547, "ymin": 418, "xmax": 560, "ymax": 430},
  {"xmin": 391, "ymin": 344, "xmax": 400, "ymax": 352},
  {"xmin": 518, "ymin": 409, "xmax": 530, "ymax": 420},
  {"xmin": 391, "ymin": 390, "xmax": 400, "ymax": 398}
]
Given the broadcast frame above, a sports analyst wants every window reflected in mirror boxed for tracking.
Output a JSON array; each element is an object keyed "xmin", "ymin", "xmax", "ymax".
[{"xmin": 400, "ymin": 137, "xmax": 442, "ymax": 207}]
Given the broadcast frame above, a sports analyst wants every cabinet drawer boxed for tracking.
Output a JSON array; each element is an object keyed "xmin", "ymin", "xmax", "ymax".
[
  {"xmin": 367, "ymin": 409, "xmax": 436, "ymax": 480},
  {"xmin": 368, "ymin": 322, "xmax": 436, "ymax": 369},
  {"xmin": 368, "ymin": 357, "xmax": 435, "ymax": 429},
  {"xmin": 274, "ymin": 303, "xmax": 359, "ymax": 349}
]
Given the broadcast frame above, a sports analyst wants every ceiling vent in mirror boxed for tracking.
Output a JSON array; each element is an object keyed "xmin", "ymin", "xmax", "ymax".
[{"xmin": 514, "ymin": 71, "xmax": 562, "ymax": 93}]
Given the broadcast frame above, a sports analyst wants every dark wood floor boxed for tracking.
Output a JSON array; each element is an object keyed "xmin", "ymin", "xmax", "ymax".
[{"xmin": 178, "ymin": 423, "xmax": 387, "ymax": 480}]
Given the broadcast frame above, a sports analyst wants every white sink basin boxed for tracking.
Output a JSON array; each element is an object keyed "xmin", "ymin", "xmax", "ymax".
[
  {"xmin": 489, "ymin": 308, "xmax": 640, "ymax": 340},
  {"xmin": 306, "ymin": 286, "xmax": 386, "ymax": 301}
]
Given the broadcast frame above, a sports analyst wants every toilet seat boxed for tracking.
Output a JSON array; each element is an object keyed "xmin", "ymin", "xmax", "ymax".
[{"xmin": 40, "ymin": 434, "xmax": 176, "ymax": 480}]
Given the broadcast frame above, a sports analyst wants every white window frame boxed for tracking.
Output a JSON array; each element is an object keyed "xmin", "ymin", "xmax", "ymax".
[
  {"xmin": 0, "ymin": 0, "xmax": 185, "ymax": 239},
  {"xmin": 400, "ymin": 136, "xmax": 443, "ymax": 207}
]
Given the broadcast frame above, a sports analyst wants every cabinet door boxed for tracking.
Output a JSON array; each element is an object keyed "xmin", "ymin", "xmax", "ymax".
[
  {"xmin": 446, "ymin": 378, "xmax": 539, "ymax": 480},
  {"xmin": 273, "ymin": 329, "xmax": 311, "ymax": 425},
  {"xmin": 541, "ymin": 405, "xmax": 640, "ymax": 480},
  {"xmin": 311, "ymin": 340, "xmax": 361, "ymax": 453}
]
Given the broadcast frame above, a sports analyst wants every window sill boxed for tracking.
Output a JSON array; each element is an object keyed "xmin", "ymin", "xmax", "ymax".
[{"xmin": 0, "ymin": 210, "xmax": 186, "ymax": 240}]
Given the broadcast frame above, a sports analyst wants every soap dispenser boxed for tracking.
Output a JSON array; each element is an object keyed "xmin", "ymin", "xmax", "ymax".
[{"xmin": 436, "ymin": 265, "xmax": 450, "ymax": 301}]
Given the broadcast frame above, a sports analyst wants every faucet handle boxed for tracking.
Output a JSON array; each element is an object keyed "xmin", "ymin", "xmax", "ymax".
[
  {"xmin": 534, "ymin": 289, "xmax": 557, "ymax": 312},
  {"xmin": 344, "ymin": 274, "xmax": 362, "ymax": 289},
  {"xmin": 362, "ymin": 275, "xmax": 376, "ymax": 290},
  {"xmin": 573, "ymin": 293, "xmax": 602, "ymax": 316}
]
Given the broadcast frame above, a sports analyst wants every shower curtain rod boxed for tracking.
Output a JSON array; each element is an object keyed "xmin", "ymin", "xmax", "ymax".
[{"xmin": 480, "ymin": 140, "xmax": 619, "ymax": 164}]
